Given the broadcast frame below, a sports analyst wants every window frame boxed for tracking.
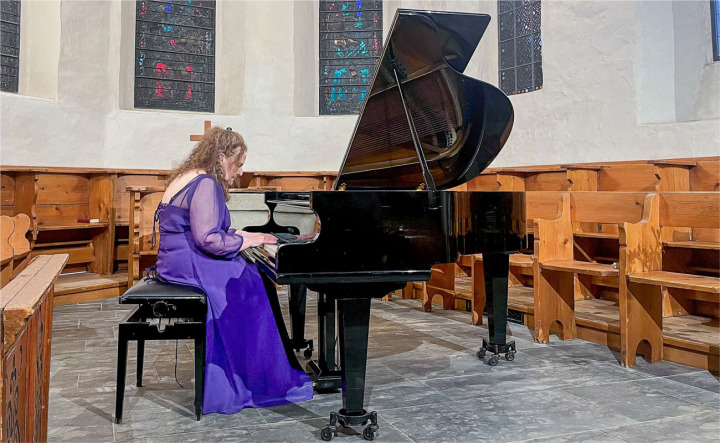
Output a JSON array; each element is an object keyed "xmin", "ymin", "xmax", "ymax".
[{"xmin": 711, "ymin": 0, "xmax": 720, "ymax": 61}]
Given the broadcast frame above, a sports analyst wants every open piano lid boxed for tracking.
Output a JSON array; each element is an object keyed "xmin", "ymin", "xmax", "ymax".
[{"xmin": 335, "ymin": 10, "xmax": 514, "ymax": 191}]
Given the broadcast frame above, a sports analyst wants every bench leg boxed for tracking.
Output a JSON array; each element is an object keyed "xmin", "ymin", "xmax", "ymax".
[
  {"xmin": 471, "ymin": 258, "xmax": 486, "ymax": 326},
  {"xmin": 423, "ymin": 263, "xmax": 456, "ymax": 313},
  {"xmin": 621, "ymin": 281, "xmax": 662, "ymax": 367},
  {"xmin": 194, "ymin": 336, "xmax": 204, "ymax": 420},
  {"xmin": 137, "ymin": 339, "xmax": 145, "ymax": 387},
  {"xmin": 421, "ymin": 283, "xmax": 433, "ymax": 312},
  {"xmin": 534, "ymin": 268, "xmax": 576, "ymax": 343},
  {"xmin": 115, "ymin": 333, "xmax": 129, "ymax": 424},
  {"xmin": 402, "ymin": 282, "xmax": 414, "ymax": 299}
]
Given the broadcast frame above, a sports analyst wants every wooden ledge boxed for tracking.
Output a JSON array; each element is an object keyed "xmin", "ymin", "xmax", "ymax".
[
  {"xmin": 560, "ymin": 164, "xmax": 603, "ymax": 171},
  {"xmin": 663, "ymin": 241, "xmax": 720, "ymax": 251},
  {"xmin": 541, "ymin": 260, "xmax": 619, "ymax": 277},
  {"xmin": 37, "ymin": 222, "xmax": 109, "ymax": 231},
  {"xmin": 648, "ymin": 159, "xmax": 698, "ymax": 167},
  {"xmin": 126, "ymin": 186, "xmax": 165, "ymax": 193},
  {"xmin": 628, "ymin": 271, "xmax": 720, "ymax": 293},
  {"xmin": 495, "ymin": 167, "xmax": 566, "ymax": 174},
  {"xmin": 575, "ymin": 232, "xmax": 619, "ymax": 240}
]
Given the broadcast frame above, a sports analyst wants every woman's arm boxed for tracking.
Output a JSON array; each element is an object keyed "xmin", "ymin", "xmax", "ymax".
[
  {"xmin": 188, "ymin": 178, "xmax": 244, "ymax": 257},
  {"xmin": 189, "ymin": 178, "xmax": 275, "ymax": 256}
]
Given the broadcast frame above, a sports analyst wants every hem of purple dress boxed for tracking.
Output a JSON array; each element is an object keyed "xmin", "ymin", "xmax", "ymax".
[{"xmin": 202, "ymin": 383, "xmax": 314, "ymax": 415}]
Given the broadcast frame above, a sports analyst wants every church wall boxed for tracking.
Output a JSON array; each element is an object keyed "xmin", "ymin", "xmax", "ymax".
[{"xmin": 1, "ymin": 0, "xmax": 718, "ymax": 171}]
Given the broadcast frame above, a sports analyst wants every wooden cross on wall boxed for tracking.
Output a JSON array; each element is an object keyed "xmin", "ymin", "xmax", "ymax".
[{"xmin": 190, "ymin": 120, "xmax": 212, "ymax": 141}]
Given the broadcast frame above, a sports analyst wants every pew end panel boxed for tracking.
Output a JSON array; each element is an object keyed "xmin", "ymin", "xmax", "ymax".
[
  {"xmin": 533, "ymin": 193, "xmax": 575, "ymax": 343},
  {"xmin": 618, "ymin": 193, "xmax": 662, "ymax": 367}
]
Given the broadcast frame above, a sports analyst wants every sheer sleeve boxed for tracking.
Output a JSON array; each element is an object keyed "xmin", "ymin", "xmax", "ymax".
[{"xmin": 189, "ymin": 177, "xmax": 244, "ymax": 257}]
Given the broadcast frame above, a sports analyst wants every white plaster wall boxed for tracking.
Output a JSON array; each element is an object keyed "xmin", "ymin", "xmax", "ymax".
[{"xmin": 1, "ymin": 0, "xmax": 718, "ymax": 171}]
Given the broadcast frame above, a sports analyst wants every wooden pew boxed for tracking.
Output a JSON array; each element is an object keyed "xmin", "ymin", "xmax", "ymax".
[
  {"xmin": 533, "ymin": 192, "xmax": 656, "ymax": 344},
  {"xmin": 422, "ymin": 192, "xmax": 567, "ymax": 325},
  {"xmin": 620, "ymin": 192, "xmax": 720, "ymax": 370},
  {"xmin": 0, "ymin": 254, "xmax": 68, "ymax": 441},
  {"xmin": 248, "ymin": 171, "xmax": 337, "ymax": 191}
]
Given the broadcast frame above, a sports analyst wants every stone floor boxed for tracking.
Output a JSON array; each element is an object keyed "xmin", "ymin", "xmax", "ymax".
[{"xmin": 49, "ymin": 290, "xmax": 720, "ymax": 442}]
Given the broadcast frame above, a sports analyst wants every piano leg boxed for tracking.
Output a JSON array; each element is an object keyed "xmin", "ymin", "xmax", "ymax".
[
  {"xmin": 476, "ymin": 252, "xmax": 516, "ymax": 365},
  {"xmin": 307, "ymin": 292, "xmax": 342, "ymax": 391},
  {"xmin": 321, "ymin": 297, "xmax": 379, "ymax": 441},
  {"xmin": 288, "ymin": 284, "xmax": 314, "ymax": 358}
]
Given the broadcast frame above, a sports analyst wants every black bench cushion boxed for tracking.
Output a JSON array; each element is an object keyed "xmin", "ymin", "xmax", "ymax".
[{"xmin": 121, "ymin": 278, "xmax": 206, "ymax": 304}]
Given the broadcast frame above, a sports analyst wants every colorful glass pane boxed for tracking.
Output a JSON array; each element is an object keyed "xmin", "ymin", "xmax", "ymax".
[
  {"xmin": 134, "ymin": 0, "xmax": 215, "ymax": 112},
  {"xmin": 319, "ymin": 0, "xmax": 382, "ymax": 115}
]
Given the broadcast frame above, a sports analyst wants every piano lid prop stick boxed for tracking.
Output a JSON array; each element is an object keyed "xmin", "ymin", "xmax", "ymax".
[{"xmin": 391, "ymin": 57, "xmax": 437, "ymax": 192}]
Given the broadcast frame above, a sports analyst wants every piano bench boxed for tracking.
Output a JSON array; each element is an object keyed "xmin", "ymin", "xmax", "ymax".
[{"xmin": 115, "ymin": 278, "xmax": 207, "ymax": 424}]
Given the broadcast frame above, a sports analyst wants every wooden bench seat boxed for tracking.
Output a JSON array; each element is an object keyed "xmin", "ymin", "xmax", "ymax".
[
  {"xmin": 541, "ymin": 261, "xmax": 618, "ymax": 277},
  {"xmin": 628, "ymin": 271, "xmax": 720, "ymax": 293},
  {"xmin": 509, "ymin": 254, "xmax": 533, "ymax": 267}
]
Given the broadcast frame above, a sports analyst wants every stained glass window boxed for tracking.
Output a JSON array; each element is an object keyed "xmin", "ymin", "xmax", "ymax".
[
  {"xmin": 712, "ymin": 1, "xmax": 720, "ymax": 62},
  {"xmin": 1, "ymin": 0, "xmax": 21, "ymax": 93},
  {"xmin": 498, "ymin": 0, "xmax": 542, "ymax": 95},
  {"xmin": 134, "ymin": 0, "xmax": 215, "ymax": 112},
  {"xmin": 319, "ymin": 0, "xmax": 382, "ymax": 115}
]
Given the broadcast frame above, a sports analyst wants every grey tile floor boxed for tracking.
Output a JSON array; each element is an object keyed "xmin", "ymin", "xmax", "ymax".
[{"xmin": 48, "ymin": 291, "xmax": 720, "ymax": 442}]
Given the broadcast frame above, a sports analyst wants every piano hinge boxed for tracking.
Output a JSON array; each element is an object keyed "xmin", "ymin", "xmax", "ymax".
[
  {"xmin": 416, "ymin": 183, "xmax": 426, "ymax": 191},
  {"xmin": 338, "ymin": 183, "xmax": 347, "ymax": 191}
]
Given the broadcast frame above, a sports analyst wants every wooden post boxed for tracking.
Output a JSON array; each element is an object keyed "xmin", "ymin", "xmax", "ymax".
[{"xmin": 88, "ymin": 174, "xmax": 115, "ymax": 274}]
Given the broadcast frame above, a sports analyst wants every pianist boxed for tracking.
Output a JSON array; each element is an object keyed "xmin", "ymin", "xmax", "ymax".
[{"xmin": 151, "ymin": 127, "xmax": 313, "ymax": 414}]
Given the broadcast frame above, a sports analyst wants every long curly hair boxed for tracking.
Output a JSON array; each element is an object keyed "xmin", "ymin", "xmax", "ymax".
[{"xmin": 167, "ymin": 127, "xmax": 247, "ymax": 201}]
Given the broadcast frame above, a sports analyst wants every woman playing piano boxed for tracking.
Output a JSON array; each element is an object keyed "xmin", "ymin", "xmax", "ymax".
[{"xmin": 151, "ymin": 127, "xmax": 313, "ymax": 414}]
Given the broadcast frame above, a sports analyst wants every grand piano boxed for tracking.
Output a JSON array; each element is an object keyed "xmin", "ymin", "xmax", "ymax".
[{"xmin": 242, "ymin": 9, "xmax": 526, "ymax": 441}]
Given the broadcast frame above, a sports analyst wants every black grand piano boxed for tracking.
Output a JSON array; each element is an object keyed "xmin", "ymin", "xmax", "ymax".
[{"xmin": 242, "ymin": 9, "xmax": 526, "ymax": 441}]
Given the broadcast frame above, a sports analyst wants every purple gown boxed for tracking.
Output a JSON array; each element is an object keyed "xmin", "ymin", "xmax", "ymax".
[{"xmin": 153, "ymin": 174, "xmax": 313, "ymax": 414}]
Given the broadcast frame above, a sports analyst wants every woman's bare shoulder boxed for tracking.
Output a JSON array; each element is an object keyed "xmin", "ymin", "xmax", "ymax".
[{"xmin": 162, "ymin": 169, "xmax": 207, "ymax": 203}]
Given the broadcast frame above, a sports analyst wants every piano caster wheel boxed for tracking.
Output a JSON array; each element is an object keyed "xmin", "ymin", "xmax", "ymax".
[
  {"xmin": 506, "ymin": 350, "xmax": 515, "ymax": 361},
  {"xmin": 321, "ymin": 426, "xmax": 335, "ymax": 441},
  {"xmin": 476, "ymin": 348, "xmax": 486, "ymax": 359},
  {"xmin": 488, "ymin": 354, "xmax": 499, "ymax": 366},
  {"xmin": 304, "ymin": 348, "xmax": 313, "ymax": 359},
  {"xmin": 363, "ymin": 425, "xmax": 379, "ymax": 441}
]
